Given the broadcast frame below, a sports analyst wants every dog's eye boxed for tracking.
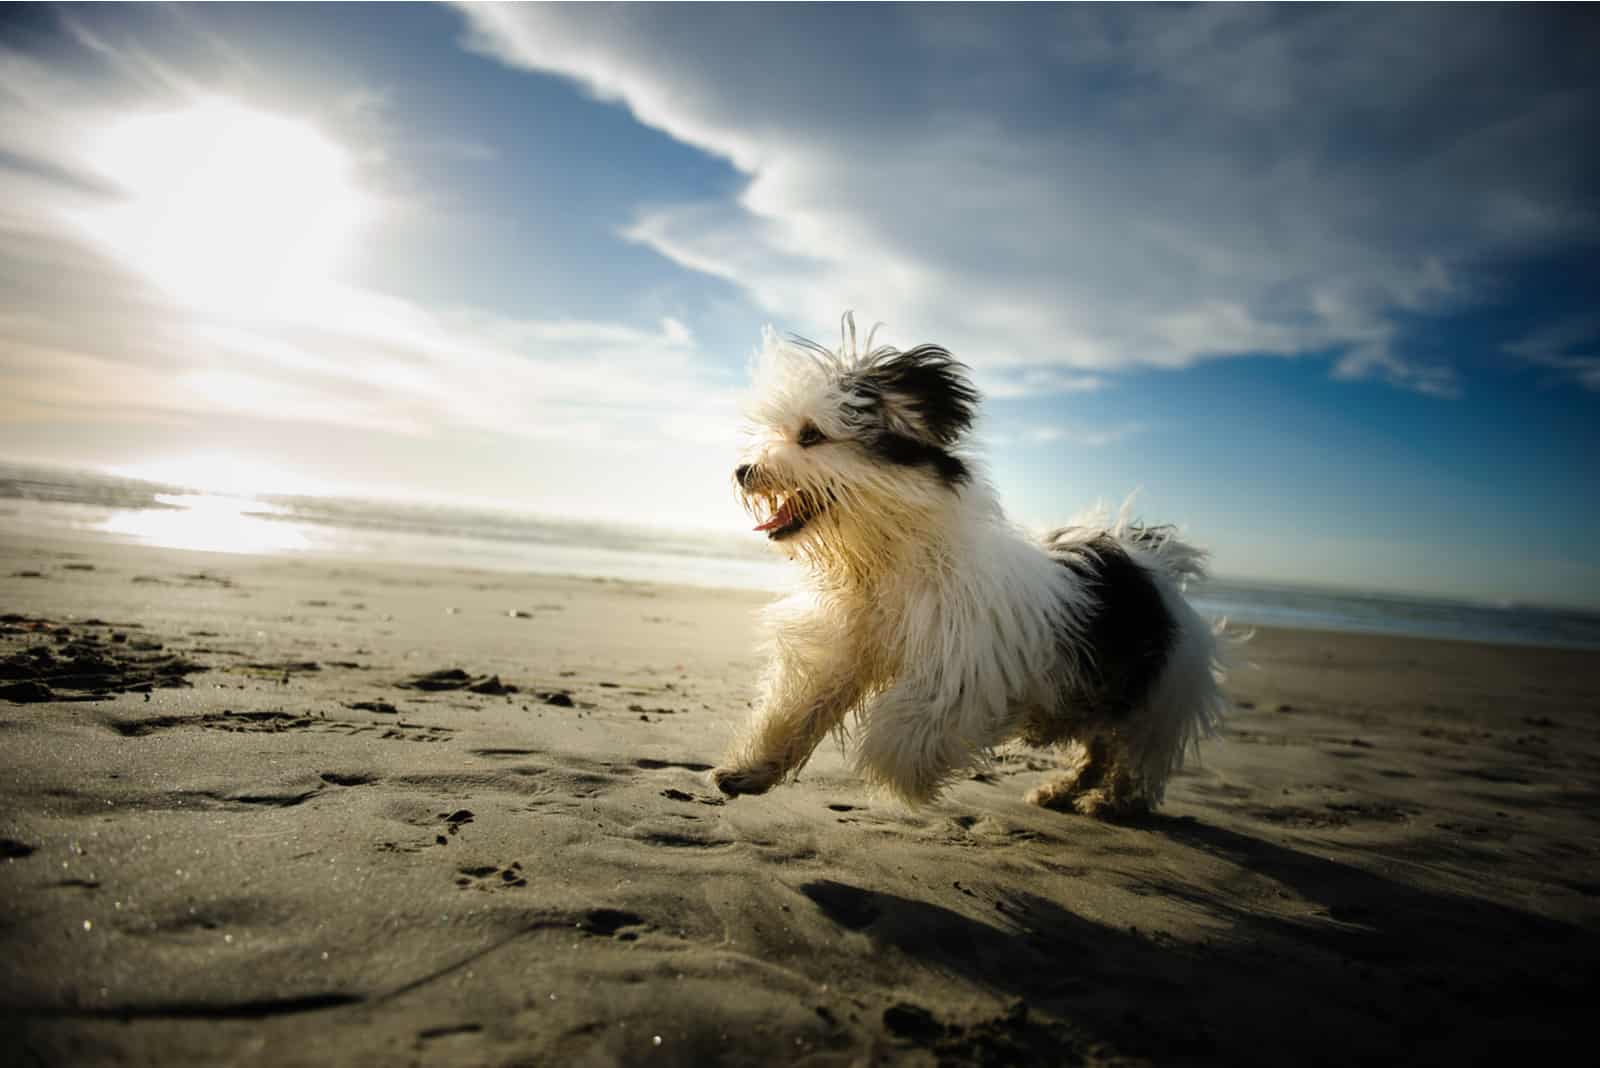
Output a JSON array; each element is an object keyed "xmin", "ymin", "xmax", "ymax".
[{"xmin": 797, "ymin": 423, "xmax": 827, "ymax": 447}]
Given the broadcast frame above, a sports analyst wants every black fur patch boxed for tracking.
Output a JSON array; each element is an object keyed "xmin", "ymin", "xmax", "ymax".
[
  {"xmin": 868, "ymin": 432, "xmax": 970, "ymax": 487},
  {"xmin": 849, "ymin": 345, "xmax": 978, "ymax": 446},
  {"xmin": 1056, "ymin": 537, "xmax": 1176, "ymax": 719}
]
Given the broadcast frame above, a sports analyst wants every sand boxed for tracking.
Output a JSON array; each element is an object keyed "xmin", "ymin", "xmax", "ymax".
[{"xmin": 2, "ymin": 534, "xmax": 1597, "ymax": 1066}]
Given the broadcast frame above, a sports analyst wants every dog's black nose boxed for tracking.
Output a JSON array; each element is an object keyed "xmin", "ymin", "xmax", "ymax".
[{"xmin": 735, "ymin": 464, "xmax": 752, "ymax": 486}]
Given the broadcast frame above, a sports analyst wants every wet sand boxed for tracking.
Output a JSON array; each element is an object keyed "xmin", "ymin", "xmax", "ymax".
[{"xmin": 2, "ymin": 534, "xmax": 1597, "ymax": 1066}]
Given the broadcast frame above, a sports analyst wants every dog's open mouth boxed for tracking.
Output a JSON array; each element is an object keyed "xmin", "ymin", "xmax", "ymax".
[{"xmin": 752, "ymin": 492, "xmax": 826, "ymax": 540}]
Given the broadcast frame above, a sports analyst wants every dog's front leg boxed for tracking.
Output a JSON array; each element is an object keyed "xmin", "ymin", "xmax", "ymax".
[
  {"xmin": 853, "ymin": 675, "xmax": 1000, "ymax": 806},
  {"xmin": 712, "ymin": 656, "xmax": 860, "ymax": 798}
]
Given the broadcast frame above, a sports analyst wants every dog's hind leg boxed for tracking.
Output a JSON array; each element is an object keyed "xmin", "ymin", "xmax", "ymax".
[
  {"xmin": 1024, "ymin": 739, "xmax": 1099, "ymax": 811},
  {"xmin": 1025, "ymin": 735, "xmax": 1145, "ymax": 818}
]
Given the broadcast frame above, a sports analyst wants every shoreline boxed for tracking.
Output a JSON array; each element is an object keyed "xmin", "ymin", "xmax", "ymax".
[
  {"xmin": 6, "ymin": 523, "xmax": 1599, "ymax": 653},
  {"xmin": 3, "ymin": 535, "xmax": 1596, "ymax": 1065}
]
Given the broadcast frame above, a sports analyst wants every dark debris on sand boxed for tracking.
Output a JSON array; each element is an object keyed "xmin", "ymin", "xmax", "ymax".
[
  {"xmin": 243, "ymin": 660, "xmax": 322, "ymax": 674},
  {"xmin": 397, "ymin": 668, "xmax": 520, "ymax": 695},
  {"xmin": 881, "ymin": 998, "xmax": 1095, "ymax": 1064},
  {"xmin": 0, "ymin": 617, "xmax": 208, "ymax": 702},
  {"xmin": 0, "ymin": 838, "xmax": 36, "ymax": 858}
]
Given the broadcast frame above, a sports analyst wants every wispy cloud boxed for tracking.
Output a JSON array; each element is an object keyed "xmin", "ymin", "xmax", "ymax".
[
  {"xmin": 1506, "ymin": 315, "xmax": 1600, "ymax": 391},
  {"xmin": 977, "ymin": 368, "xmax": 1106, "ymax": 400},
  {"xmin": 462, "ymin": 5, "xmax": 1596, "ymax": 398},
  {"xmin": 983, "ymin": 422, "xmax": 1144, "ymax": 449}
]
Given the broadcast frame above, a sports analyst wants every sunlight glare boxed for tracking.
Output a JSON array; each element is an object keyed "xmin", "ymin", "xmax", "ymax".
[
  {"xmin": 78, "ymin": 99, "xmax": 368, "ymax": 319},
  {"xmin": 98, "ymin": 494, "xmax": 311, "ymax": 555},
  {"xmin": 108, "ymin": 454, "xmax": 334, "ymax": 498}
]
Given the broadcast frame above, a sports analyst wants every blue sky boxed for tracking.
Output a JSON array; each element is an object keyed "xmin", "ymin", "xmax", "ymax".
[{"xmin": 1, "ymin": 4, "xmax": 1596, "ymax": 607}]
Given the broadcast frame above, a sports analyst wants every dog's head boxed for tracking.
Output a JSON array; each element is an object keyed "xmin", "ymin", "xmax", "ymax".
[{"xmin": 735, "ymin": 314, "xmax": 980, "ymax": 564}]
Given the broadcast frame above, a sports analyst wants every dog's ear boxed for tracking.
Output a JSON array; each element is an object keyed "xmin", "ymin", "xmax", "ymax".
[{"xmin": 863, "ymin": 345, "xmax": 979, "ymax": 446}]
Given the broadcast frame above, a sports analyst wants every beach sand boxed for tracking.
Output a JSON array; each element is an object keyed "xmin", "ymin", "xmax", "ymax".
[{"xmin": 2, "ymin": 534, "xmax": 1596, "ymax": 1066}]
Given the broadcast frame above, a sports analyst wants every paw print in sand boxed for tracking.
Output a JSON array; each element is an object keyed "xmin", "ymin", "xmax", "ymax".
[{"xmin": 455, "ymin": 861, "xmax": 526, "ymax": 890}]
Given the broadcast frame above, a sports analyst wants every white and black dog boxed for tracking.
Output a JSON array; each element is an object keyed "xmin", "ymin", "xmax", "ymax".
[{"xmin": 711, "ymin": 315, "xmax": 1228, "ymax": 817}]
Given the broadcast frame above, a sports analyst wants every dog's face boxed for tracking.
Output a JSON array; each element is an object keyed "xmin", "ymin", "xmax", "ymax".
[{"xmin": 735, "ymin": 324, "xmax": 980, "ymax": 562}]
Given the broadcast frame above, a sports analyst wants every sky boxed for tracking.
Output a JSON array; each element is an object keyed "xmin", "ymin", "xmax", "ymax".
[{"xmin": 1, "ymin": 4, "xmax": 1597, "ymax": 608}]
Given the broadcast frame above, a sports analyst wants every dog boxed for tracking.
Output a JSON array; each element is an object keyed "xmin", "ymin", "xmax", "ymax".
[{"xmin": 709, "ymin": 314, "xmax": 1228, "ymax": 817}]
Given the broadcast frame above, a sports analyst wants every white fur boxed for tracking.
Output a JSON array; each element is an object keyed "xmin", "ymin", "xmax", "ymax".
[{"xmin": 712, "ymin": 316, "xmax": 1227, "ymax": 815}]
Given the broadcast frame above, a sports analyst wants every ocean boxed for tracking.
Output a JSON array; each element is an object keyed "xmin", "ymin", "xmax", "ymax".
[{"xmin": 4, "ymin": 462, "xmax": 1598, "ymax": 651}]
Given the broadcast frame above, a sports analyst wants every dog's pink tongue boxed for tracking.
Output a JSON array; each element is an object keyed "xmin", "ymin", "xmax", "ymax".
[{"xmin": 754, "ymin": 500, "xmax": 794, "ymax": 532}]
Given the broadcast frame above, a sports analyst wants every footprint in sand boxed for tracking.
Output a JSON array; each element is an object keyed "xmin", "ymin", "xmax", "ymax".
[
  {"xmin": 396, "ymin": 668, "xmax": 522, "ymax": 696},
  {"xmin": 417, "ymin": 1023, "xmax": 483, "ymax": 1043},
  {"xmin": 319, "ymin": 771, "xmax": 380, "ymax": 787},
  {"xmin": 634, "ymin": 758, "xmax": 714, "ymax": 772},
  {"xmin": 1248, "ymin": 800, "xmax": 1414, "ymax": 829},
  {"xmin": 625, "ymin": 821, "xmax": 736, "ymax": 850},
  {"xmin": 455, "ymin": 861, "xmax": 527, "ymax": 890},
  {"xmin": 1324, "ymin": 801, "xmax": 1413, "ymax": 822},
  {"xmin": 576, "ymin": 908, "xmax": 648, "ymax": 939},
  {"xmin": 110, "ymin": 710, "xmax": 454, "ymax": 742},
  {"xmin": 377, "ymin": 808, "xmax": 474, "ymax": 854},
  {"xmin": 1191, "ymin": 781, "xmax": 1254, "ymax": 800},
  {"xmin": 1246, "ymin": 805, "xmax": 1353, "ymax": 829},
  {"xmin": 660, "ymin": 788, "xmax": 725, "ymax": 807}
]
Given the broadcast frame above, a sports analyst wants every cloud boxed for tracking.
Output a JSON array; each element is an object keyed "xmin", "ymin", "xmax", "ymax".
[
  {"xmin": 0, "ymin": 29, "xmax": 744, "ymax": 461},
  {"xmin": 975, "ymin": 367, "xmax": 1106, "ymax": 400},
  {"xmin": 1506, "ymin": 315, "xmax": 1600, "ymax": 392},
  {"xmin": 1331, "ymin": 340, "xmax": 1462, "ymax": 400},
  {"xmin": 1026, "ymin": 424, "xmax": 1144, "ymax": 448},
  {"xmin": 461, "ymin": 4, "xmax": 1597, "ymax": 397},
  {"xmin": 0, "ymin": 225, "xmax": 741, "ymax": 448},
  {"xmin": 983, "ymin": 423, "xmax": 1144, "ymax": 449}
]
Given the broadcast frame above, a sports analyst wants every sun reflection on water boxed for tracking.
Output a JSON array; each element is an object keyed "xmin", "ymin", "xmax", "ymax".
[{"xmin": 98, "ymin": 494, "xmax": 311, "ymax": 555}]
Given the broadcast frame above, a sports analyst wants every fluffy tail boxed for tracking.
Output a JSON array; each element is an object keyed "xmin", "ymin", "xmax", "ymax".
[
  {"xmin": 1118, "ymin": 522, "xmax": 1208, "ymax": 585},
  {"xmin": 1126, "ymin": 521, "xmax": 1242, "ymax": 805},
  {"xmin": 1050, "ymin": 500, "xmax": 1234, "ymax": 807},
  {"xmin": 1050, "ymin": 498, "xmax": 1209, "ymax": 586}
]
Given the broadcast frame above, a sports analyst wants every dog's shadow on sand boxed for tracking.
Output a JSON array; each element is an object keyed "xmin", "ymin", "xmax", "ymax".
[{"xmin": 800, "ymin": 816, "xmax": 1594, "ymax": 1064}]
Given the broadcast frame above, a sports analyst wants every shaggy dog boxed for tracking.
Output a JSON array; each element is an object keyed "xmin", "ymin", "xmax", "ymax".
[{"xmin": 711, "ymin": 316, "xmax": 1227, "ymax": 817}]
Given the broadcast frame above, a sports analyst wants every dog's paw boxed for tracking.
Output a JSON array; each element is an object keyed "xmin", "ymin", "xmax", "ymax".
[
  {"xmin": 1026, "ymin": 781, "xmax": 1136, "ymax": 818},
  {"xmin": 711, "ymin": 763, "xmax": 780, "ymax": 798},
  {"xmin": 1024, "ymin": 781, "xmax": 1079, "ymax": 811},
  {"xmin": 1071, "ymin": 787, "xmax": 1114, "ymax": 817}
]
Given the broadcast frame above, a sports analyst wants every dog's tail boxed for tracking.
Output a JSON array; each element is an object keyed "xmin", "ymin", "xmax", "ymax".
[
  {"xmin": 1051, "ymin": 497, "xmax": 1209, "ymax": 586},
  {"xmin": 1049, "ymin": 498, "xmax": 1241, "ymax": 806},
  {"xmin": 1121, "ymin": 512, "xmax": 1250, "ymax": 804},
  {"xmin": 1119, "ymin": 521, "xmax": 1208, "ymax": 586}
]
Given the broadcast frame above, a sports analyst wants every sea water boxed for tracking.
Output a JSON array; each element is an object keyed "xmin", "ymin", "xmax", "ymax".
[{"xmin": 3, "ymin": 462, "xmax": 1597, "ymax": 650}]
